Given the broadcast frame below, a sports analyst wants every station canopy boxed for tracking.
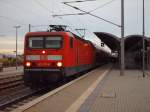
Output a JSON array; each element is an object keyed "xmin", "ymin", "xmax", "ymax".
[
  {"xmin": 125, "ymin": 35, "xmax": 149, "ymax": 51},
  {"xmin": 94, "ymin": 32, "xmax": 150, "ymax": 52},
  {"xmin": 94, "ymin": 32, "xmax": 120, "ymax": 52}
]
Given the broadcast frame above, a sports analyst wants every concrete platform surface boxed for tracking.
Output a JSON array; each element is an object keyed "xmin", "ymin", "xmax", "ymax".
[{"xmin": 79, "ymin": 69, "xmax": 150, "ymax": 112}]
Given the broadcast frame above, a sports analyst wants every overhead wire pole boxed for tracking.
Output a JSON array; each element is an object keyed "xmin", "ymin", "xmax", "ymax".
[
  {"xmin": 14, "ymin": 25, "xmax": 21, "ymax": 70},
  {"xmin": 120, "ymin": 0, "xmax": 125, "ymax": 76},
  {"xmin": 29, "ymin": 24, "xmax": 31, "ymax": 32},
  {"xmin": 142, "ymin": 0, "xmax": 145, "ymax": 77}
]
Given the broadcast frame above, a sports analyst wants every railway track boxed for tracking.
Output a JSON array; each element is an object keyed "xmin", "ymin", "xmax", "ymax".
[
  {"xmin": 0, "ymin": 73, "xmax": 46, "ymax": 112},
  {"xmin": 0, "ymin": 74, "xmax": 23, "ymax": 91},
  {"xmin": 0, "ymin": 78, "xmax": 68, "ymax": 112},
  {"xmin": 0, "ymin": 87, "xmax": 44, "ymax": 112},
  {"xmin": 0, "ymin": 81, "xmax": 69, "ymax": 112}
]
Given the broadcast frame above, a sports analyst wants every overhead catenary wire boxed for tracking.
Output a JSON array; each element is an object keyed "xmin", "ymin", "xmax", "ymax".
[
  {"xmin": 51, "ymin": 0, "xmax": 85, "ymax": 36},
  {"xmin": 59, "ymin": 0, "xmax": 94, "ymax": 35},
  {"xmin": 53, "ymin": 0, "xmax": 120, "ymax": 27},
  {"xmin": 62, "ymin": 0, "xmax": 89, "ymax": 36},
  {"xmin": 63, "ymin": 0, "xmax": 96, "ymax": 4},
  {"xmin": 53, "ymin": 0, "xmax": 117, "ymax": 17},
  {"xmin": 59, "ymin": 0, "xmax": 119, "ymax": 46},
  {"xmin": 52, "ymin": 0, "xmax": 95, "ymax": 38},
  {"xmin": 54, "ymin": 15, "xmax": 85, "ymax": 37},
  {"xmin": 88, "ymin": 0, "xmax": 116, "ymax": 13},
  {"xmin": 62, "ymin": 2, "xmax": 121, "ymax": 27},
  {"xmin": 65, "ymin": 0, "xmax": 117, "ymax": 13},
  {"xmin": 53, "ymin": 13, "xmax": 87, "ymax": 17}
]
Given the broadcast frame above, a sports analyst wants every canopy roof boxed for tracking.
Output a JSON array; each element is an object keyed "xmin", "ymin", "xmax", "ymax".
[
  {"xmin": 94, "ymin": 32, "xmax": 150, "ymax": 52},
  {"xmin": 94, "ymin": 32, "xmax": 120, "ymax": 51},
  {"xmin": 125, "ymin": 35, "xmax": 149, "ymax": 51}
]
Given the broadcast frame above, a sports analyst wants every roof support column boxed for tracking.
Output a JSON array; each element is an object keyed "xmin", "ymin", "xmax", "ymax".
[{"xmin": 142, "ymin": 0, "xmax": 145, "ymax": 77}]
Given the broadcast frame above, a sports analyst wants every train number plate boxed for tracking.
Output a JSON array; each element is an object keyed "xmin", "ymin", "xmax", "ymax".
[{"xmin": 37, "ymin": 62, "xmax": 50, "ymax": 67}]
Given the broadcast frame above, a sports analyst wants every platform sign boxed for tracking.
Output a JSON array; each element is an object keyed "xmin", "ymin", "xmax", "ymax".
[{"xmin": 101, "ymin": 42, "xmax": 105, "ymax": 47}]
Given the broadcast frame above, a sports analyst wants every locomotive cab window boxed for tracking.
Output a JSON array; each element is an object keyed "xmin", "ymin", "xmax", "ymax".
[
  {"xmin": 28, "ymin": 36, "xmax": 62, "ymax": 49},
  {"xmin": 29, "ymin": 37, "xmax": 43, "ymax": 48},
  {"xmin": 45, "ymin": 37, "xmax": 62, "ymax": 49}
]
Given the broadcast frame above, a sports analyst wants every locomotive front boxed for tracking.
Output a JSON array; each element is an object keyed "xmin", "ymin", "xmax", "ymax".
[{"xmin": 24, "ymin": 32, "xmax": 66, "ymax": 86}]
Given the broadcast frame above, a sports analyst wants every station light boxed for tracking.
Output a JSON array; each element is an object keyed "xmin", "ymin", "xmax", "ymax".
[
  {"xmin": 57, "ymin": 62, "xmax": 62, "ymax": 67},
  {"xmin": 26, "ymin": 62, "xmax": 31, "ymax": 67}
]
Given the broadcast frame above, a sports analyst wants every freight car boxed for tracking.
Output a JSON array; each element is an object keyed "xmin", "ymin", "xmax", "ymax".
[{"xmin": 23, "ymin": 25, "xmax": 111, "ymax": 86}]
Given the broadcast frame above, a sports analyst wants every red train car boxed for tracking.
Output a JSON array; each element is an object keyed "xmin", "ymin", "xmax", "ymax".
[{"xmin": 23, "ymin": 28, "xmax": 110, "ymax": 86}]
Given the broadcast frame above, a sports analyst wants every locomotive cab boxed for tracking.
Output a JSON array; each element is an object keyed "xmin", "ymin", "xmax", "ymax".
[{"xmin": 24, "ymin": 32, "xmax": 69, "ymax": 86}]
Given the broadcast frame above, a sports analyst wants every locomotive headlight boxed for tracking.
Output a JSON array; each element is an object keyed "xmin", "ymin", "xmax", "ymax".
[
  {"xmin": 57, "ymin": 62, "xmax": 62, "ymax": 67},
  {"xmin": 26, "ymin": 62, "xmax": 31, "ymax": 67}
]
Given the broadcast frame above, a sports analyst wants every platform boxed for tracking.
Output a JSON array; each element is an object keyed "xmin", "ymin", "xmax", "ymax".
[
  {"xmin": 79, "ymin": 69, "xmax": 150, "ymax": 112},
  {"xmin": 13, "ymin": 66, "xmax": 150, "ymax": 112}
]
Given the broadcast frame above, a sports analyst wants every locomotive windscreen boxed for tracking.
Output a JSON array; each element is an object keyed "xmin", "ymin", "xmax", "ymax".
[
  {"xmin": 29, "ymin": 37, "xmax": 43, "ymax": 48},
  {"xmin": 28, "ymin": 36, "xmax": 62, "ymax": 49}
]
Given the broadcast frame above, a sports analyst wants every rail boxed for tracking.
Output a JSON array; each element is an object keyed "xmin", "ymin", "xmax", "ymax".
[{"xmin": 0, "ymin": 75, "xmax": 23, "ymax": 91}]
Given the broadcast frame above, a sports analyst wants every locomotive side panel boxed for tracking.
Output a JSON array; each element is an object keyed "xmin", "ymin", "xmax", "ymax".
[
  {"xmin": 62, "ymin": 34, "xmax": 78, "ymax": 76},
  {"xmin": 77, "ymin": 40, "xmax": 94, "ymax": 70},
  {"xmin": 62, "ymin": 35, "xmax": 95, "ymax": 77}
]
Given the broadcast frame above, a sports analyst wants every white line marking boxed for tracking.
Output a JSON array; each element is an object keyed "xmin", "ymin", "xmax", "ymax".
[{"xmin": 66, "ymin": 67, "xmax": 111, "ymax": 112}]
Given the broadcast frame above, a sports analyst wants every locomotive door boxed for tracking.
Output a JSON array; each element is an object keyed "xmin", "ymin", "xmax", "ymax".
[
  {"xmin": 76, "ymin": 42, "xmax": 79, "ymax": 65},
  {"xmin": 76, "ymin": 40, "xmax": 79, "ymax": 66}
]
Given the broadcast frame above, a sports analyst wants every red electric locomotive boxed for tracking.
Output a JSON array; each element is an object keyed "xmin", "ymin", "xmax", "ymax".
[{"xmin": 23, "ymin": 25, "xmax": 110, "ymax": 86}]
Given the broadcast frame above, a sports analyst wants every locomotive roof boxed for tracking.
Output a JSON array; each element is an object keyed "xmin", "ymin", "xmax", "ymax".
[
  {"xmin": 25, "ymin": 31, "xmax": 69, "ymax": 36},
  {"xmin": 25, "ymin": 31, "xmax": 92, "ymax": 43}
]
